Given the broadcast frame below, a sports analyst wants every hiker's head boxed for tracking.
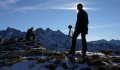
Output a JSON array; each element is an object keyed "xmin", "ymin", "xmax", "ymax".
[
  {"xmin": 31, "ymin": 27, "xmax": 33, "ymax": 30},
  {"xmin": 77, "ymin": 3, "xmax": 83, "ymax": 11},
  {"xmin": 68, "ymin": 25, "xmax": 72, "ymax": 29}
]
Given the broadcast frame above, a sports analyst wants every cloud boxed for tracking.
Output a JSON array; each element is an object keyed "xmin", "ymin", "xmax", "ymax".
[
  {"xmin": 13, "ymin": 6, "xmax": 39, "ymax": 13},
  {"xmin": 0, "ymin": 0, "xmax": 19, "ymax": 8},
  {"xmin": 0, "ymin": 0, "xmax": 20, "ymax": 15},
  {"xmin": 0, "ymin": 0, "xmax": 96, "ymax": 15},
  {"xmin": 17, "ymin": 2, "xmax": 95, "ymax": 12},
  {"xmin": 13, "ymin": 2, "xmax": 95, "ymax": 14}
]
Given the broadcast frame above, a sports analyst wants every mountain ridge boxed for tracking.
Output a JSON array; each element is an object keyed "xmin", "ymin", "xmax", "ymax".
[{"xmin": 0, "ymin": 27, "xmax": 120, "ymax": 52}]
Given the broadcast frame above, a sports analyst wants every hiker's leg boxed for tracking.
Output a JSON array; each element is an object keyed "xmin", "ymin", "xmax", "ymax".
[
  {"xmin": 81, "ymin": 34, "xmax": 87, "ymax": 57},
  {"xmin": 69, "ymin": 30, "xmax": 80, "ymax": 54}
]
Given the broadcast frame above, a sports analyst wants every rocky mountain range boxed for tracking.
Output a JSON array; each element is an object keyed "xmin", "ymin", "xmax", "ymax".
[{"xmin": 0, "ymin": 27, "xmax": 120, "ymax": 52}]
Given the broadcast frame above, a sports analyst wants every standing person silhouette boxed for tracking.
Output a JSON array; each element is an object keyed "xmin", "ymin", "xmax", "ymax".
[
  {"xmin": 26, "ymin": 27, "xmax": 35, "ymax": 41},
  {"xmin": 68, "ymin": 25, "xmax": 73, "ymax": 37},
  {"xmin": 69, "ymin": 3, "xmax": 89, "ymax": 57}
]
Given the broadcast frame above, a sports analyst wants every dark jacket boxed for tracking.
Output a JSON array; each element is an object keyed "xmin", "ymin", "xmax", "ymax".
[
  {"xmin": 75, "ymin": 9, "xmax": 89, "ymax": 34},
  {"xmin": 26, "ymin": 29, "xmax": 33, "ymax": 36},
  {"xmin": 26, "ymin": 29, "xmax": 35, "ymax": 40}
]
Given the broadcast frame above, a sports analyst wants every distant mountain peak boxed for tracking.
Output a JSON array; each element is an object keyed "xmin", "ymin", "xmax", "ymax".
[{"xmin": 46, "ymin": 28, "xmax": 52, "ymax": 32}]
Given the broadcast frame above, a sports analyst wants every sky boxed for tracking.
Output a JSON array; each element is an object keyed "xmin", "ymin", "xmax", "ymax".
[{"xmin": 0, "ymin": 0, "xmax": 120, "ymax": 41}]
